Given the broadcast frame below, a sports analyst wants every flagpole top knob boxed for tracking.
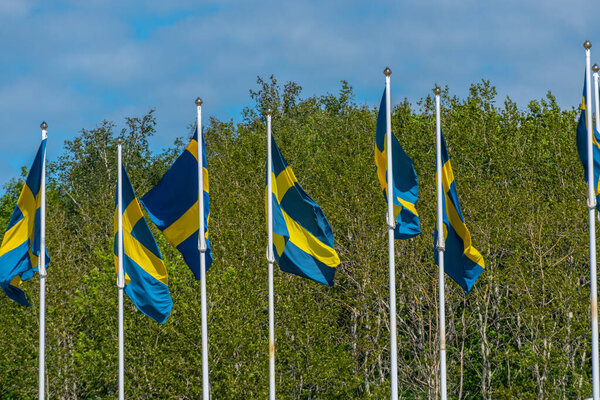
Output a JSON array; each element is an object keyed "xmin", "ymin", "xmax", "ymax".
[
  {"xmin": 584, "ymin": 40, "xmax": 592, "ymax": 50},
  {"xmin": 266, "ymin": 109, "xmax": 272, "ymax": 116},
  {"xmin": 594, "ymin": 64, "xmax": 600, "ymax": 73},
  {"xmin": 40, "ymin": 121, "xmax": 48, "ymax": 130},
  {"xmin": 433, "ymin": 86, "xmax": 442, "ymax": 96},
  {"xmin": 117, "ymin": 139, "xmax": 122, "ymax": 145},
  {"xmin": 195, "ymin": 97, "xmax": 203, "ymax": 106},
  {"xmin": 383, "ymin": 67, "xmax": 392, "ymax": 76}
]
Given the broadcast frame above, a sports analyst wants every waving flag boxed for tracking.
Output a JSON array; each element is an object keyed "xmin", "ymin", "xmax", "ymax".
[
  {"xmin": 267, "ymin": 138, "xmax": 340, "ymax": 286},
  {"xmin": 374, "ymin": 88, "xmax": 421, "ymax": 239},
  {"xmin": 576, "ymin": 73, "xmax": 600, "ymax": 209},
  {"xmin": 114, "ymin": 166, "xmax": 172, "ymax": 323},
  {"xmin": 141, "ymin": 128, "xmax": 211, "ymax": 279},
  {"xmin": 0, "ymin": 139, "xmax": 50, "ymax": 305},
  {"xmin": 434, "ymin": 131, "xmax": 484, "ymax": 293}
]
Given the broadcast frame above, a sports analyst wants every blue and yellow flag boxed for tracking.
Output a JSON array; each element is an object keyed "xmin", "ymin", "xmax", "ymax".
[
  {"xmin": 141, "ymin": 128, "xmax": 211, "ymax": 280},
  {"xmin": 576, "ymin": 73, "xmax": 600, "ymax": 208},
  {"xmin": 0, "ymin": 139, "xmax": 49, "ymax": 305},
  {"xmin": 374, "ymin": 88, "xmax": 421, "ymax": 239},
  {"xmin": 434, "ymin": 131, "xmax": 484, "ymax": 293},
  {"xmin": 114, "ymin": 166, "xmax": 172, "ymax": 323},
  {"xmin": 267, "ymin": 138, "xmax": 340, "ymax": 286}
]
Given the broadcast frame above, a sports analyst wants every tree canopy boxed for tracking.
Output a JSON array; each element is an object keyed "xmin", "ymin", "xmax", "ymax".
[{"xmin": 0, "ymin": 77, "xmax": 592, "ymax": 399}]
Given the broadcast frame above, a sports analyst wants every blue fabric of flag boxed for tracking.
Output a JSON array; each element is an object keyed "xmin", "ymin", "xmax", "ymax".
[
  {"xmin": 266, "ymin": 137, "xmax": 340, "ymax": 286},
  {"xmin": 434, "ymin": 130, "xmax": 485, "ymax": 294},
  {"xmin": 140, "ymin": 128, "xmax": 212, "ymax": 280},
  {"xmin": 576, "ymin": 73, "xmax": 600, "ymax": 209},
  {"xmin": 374, "ymin": 88, "xmax": 421, "ymax": 239},
  {"xmin": 0, "ymin": 139, "xmax": 50, "ymax": 305},
  {"xmin": 114, "ymin": 166, "xmax": 172, "ymax": 324}
]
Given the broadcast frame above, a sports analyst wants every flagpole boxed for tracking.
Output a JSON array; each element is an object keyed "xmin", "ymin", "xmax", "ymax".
[
  {"xmin": 117, "ymin": 139, "xmax": 125, "ymax": 400},
  {"xmin": 266, "ymin": 108, "xmax": 276, "ymax": 400},
  {"xmin": 584, "ymin": 40, "xmax": 600, "ymax": 400},
  {"xmin": 383, "ymin": 67, "xmax": 398, "ymax": 400},
  {"xmin": 39, "ymin": 121, "xmax": 48, "ymax": 400},
  {"xmin": 196, "ymin": 97, "xmax": 210, "ymax": 400},
  {"xmin": 434, "ymin": 86, "xmax": 447, "ymax": 400}
]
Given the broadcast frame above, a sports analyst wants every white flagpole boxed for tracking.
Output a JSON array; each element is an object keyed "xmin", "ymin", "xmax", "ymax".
[
  {"xmin": 383, "ymin": 67, "xmax": 398, "ymax": 400},
  {"xmin": 584, "ymin": 40, "xmax": 600, "ymax": 400},
  {"xmin": 195, "ymin": 97, "xmax": 210, "ymax": 400},
  {"xmin": 434, "ymin": 86, "xmax": 447, "ymax": 400},
  {"xmin": 117, "ymin": 139, "xmax": 125, "ymax": 400},
  {"xmin": 39, "ymin": 121, "xmax": 48, "ymax": 400},
  {"xmin": 266, "ymin": 108, "xmax": 276, "ymax": 400}
]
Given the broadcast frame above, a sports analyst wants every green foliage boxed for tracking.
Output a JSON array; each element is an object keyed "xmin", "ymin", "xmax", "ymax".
[{"xmin": 0, "ymin": 77, "xmax": 593, "ymax": 399}]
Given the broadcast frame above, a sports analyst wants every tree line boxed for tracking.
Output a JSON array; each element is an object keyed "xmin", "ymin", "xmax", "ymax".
[{"xmin": 0, "ymin": 76, "xmax": 591, "ymax": 399}]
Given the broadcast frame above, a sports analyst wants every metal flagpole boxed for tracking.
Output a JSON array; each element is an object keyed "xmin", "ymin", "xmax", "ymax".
[
  {"xmin": 117, "ymin": 139, "xmax": 125, "ymax": 400},
  {"xmin": 584, "ymin": 40, "xmax": 600, "ymax": 400},
  {"xmin": 196, "ymin": 97, "xmax": 210, "ymax": 400},
  {"xmin": 266, "ymin": 108, "xmax": 276, "ymax": 400},
  {"xmin": 434, "ymin": 86, "xmax": 447, "ymax": 400},
  {"xmin": 383, "ymin": 67, "xmax": 398, "ymax": 400},
  {"xmin": 39, "ymin": 121, "xmax": 48, "ymax": 400}
]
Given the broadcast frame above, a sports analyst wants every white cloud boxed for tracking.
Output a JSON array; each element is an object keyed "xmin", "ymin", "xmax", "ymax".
[{"xmin": 0, "ymin": 0, "xmax": 599, "ymax": 189}]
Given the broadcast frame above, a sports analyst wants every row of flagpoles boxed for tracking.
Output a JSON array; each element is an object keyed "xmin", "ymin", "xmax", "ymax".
[
  {"xmin": 3, "ymin": 39, "xmax": 600, "ymax": 398},
  {"xmin": 0, "ymin": 70, "xmax": 518, "ymax": 400}
]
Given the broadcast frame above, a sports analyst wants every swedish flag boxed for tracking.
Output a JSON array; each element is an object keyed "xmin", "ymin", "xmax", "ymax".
[
  {"xmin": 576, "ymin": 73, "xmax": 600, "ymax": 208},
  {"xmin": 434, "ymin": 131, "xmax": 484, "ymax": 293},
  {"xmin": 141, "ymin": 128, "xmax": 211, "ymax": 280},
  {"xmin": 267, "ymin": 138, "xmax": 340, "ymax": 286},
  {"xmin": 374, "ymin": 88, "xmax": 421, "ymax": 239},
  {"xmin": 114, "ymin": 166, "xmax": 172, "ymax": 323},
  {"xmin": 0, "ymin": 139, "xmax": 50, "ymax": 305}
]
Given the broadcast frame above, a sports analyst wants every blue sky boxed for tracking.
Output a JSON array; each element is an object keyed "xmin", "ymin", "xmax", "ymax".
[{"xmin": 0, "ymin": 0, "xmax": 599, "ymax": 190}]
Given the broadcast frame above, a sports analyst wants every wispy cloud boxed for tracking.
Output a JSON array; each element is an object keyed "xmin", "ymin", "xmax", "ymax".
[{"xmin": 0, "ymin": 0, "xmax": 598, "ymax": 189}]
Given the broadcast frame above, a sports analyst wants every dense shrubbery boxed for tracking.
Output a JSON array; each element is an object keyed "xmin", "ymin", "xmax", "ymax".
[{"xmin": 0, "ymin": 77, "xmax": 592, "ymax": 399}]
